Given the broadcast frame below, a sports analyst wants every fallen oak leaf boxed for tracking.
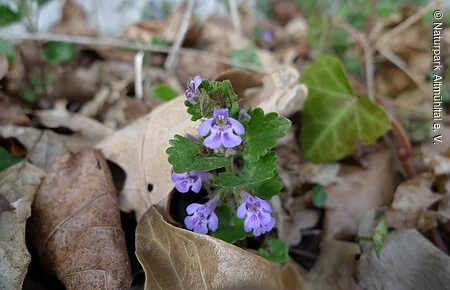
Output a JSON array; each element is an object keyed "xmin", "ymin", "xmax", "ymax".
[
  {"xmin": 0, "ymin": 162, "xmax": 45, "ymax": 290},
  {"xmin": 0, "ymin": 192, "xmax": 15, "ymax": 214},
  {"xmin": 136, "ymin": 206, "xmax": 304, "ymax": 290},
  {"xmin": 29, "ymin": 150, "xmax": 132, "ymax": 289}
]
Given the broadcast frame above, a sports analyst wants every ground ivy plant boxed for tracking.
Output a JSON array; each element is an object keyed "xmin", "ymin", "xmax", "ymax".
[{"xmin": 166, "ymin": 76, "xmax": 291, "ymax": 243}]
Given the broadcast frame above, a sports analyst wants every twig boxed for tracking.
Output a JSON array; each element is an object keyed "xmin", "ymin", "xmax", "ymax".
[
  {"xmin": 0, "ymin": 32, "xmax": 268, "ymax": 73},
  {"xmin": 373, "ymin": 0, "xmax": 441, "ymax": 44},
  {"xmin": 336, "ymin": 22, "xmax": 375, "ymax": 101},
  {"xmin": 228, "ymin": 0, "xmax": 242, "ymax": 42},
  {"xmin": 134, "ymin": 51, "xmax": 145, "ymax": 99},
  {"xmin": 164, "ymin": 0, "xmax": 196, "ymax": 72}
]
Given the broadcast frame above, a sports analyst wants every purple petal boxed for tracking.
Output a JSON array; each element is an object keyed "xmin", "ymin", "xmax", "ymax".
[
  {"xmin": 204, "ymin": 131, "xmax": 222, "ymax": 149},
  {"xmin": 214, "ymin": 108, "xmax": 229, "ymax": 118},
  {"xmin": 245, "ymin": 214, "xmax": 261, "ymax": 230},
  {"xmin": 186, "ymin": 203, "xmax": 202, "ymax": 215},
  {"xmin": 175, "ymin": 181, "xmax": 190, "ymax": 193},
  {"xmin": 253, "ymin": 226, "xmax": 263, "ymax": 237},
  {"xmin": 208, "ymin": 213, "xmax": 219, "ymax": 232},
  {"xmin": 171, "ymin": 172, "xmax": 186, "ymax": 182},
  {"xmin": 198, "ymin": 118, "xmax": 214, "ymax": 136},
  {"xmin": 191, "ymin": 178, "xmax": 202, "ymax": 193},
  {"xmin": 194, "ymin": 221, "xmax": 209, "ymax": 234},
  {"xmin": 198, "ymin": 172, "xmax": 212, "ymax": 181},
  {"xmin": 184, "ymin": 215, "xmax": 196, "ymax": 230},
  {"xmin": 258, "ymin": 212, "xmax": 272, "ymax": 225},
  {"xmin": 229, "ymin": 118, "xmax": 245, "ymax": 135},
  {"xmin": 237, "ymin": 203, "xmax": 247, "ymax": 219},
  {"xmin": 221, "ymin": 131, "xmax": 242, "ymax": 148},
  {"xmin": 259, "ymin": 199, "xmax": 272, "ymax": 213},
  {"xmin": 264, "ymin": 217, "xmax": 275, "ymax": 232},
  {"xmin": 192, "ymin": 76, "xmax": 202, "ymax": 89}
]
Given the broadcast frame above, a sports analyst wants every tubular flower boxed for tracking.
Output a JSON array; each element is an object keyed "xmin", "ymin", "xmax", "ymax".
[
  {"xmin": 198, "ymin": 108, "xmax": 245, "ymax": 149},
  {"xmin": 237, "ymin": 192, "xmax": 275, "ymax": 236},
  {"xmin": 184, "ymin": 196, "xmax": 220, "ymax": 234},
  {"xmin": 185, "ymin": 75, "xmax": 202, "ymax": 104},
  {"xmin": 171, "ymin": 171, "xmax": 211, "ymax": 193}
]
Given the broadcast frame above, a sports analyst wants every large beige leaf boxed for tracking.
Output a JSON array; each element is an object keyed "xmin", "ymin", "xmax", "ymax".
[
  {"xmin": 0, "ymin": 162, "xmax": 45, "ymax": 290},
  {"xmin": 323, "ymin": 148, "xmax": 395, "ymax": 239},
  {"xmin": 136, "ymin": 206, "xmax": 304, "ymax": 290},
  {"xmin": 97, "ymin": 68, "xmax": 306, "ymax": 220}
]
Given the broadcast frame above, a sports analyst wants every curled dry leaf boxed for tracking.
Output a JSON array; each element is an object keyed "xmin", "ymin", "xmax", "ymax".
[
  {"xmin": 384, "ymin": 208, "xmax": 438, "ymax": 232},
  {"xmin": 0, "ymin": 93, "xmax": 30, "ymax": 126},
  {"xmin": 0, "ymin": 162, "xmax": 45, "ymax": 290},
  {"xmin": 391, "ymin": 173, "xmax": 441, "ymax": 212},
  {"xmin": 0, "ymin": 125, "xmax": 70, "ymax": 170},
  {"xmin": 29, "ymin": 150, "xmax": 132, "ymax": 289},
  {"xmin": 53, "ymin": 0, "xmax": 96, "ymax": 36},
  {"xmin": 97, "ymin": 68, "xmax": 301, "ymax": 220},
  {"xmin": 323, "ymin": 148, "xmax": 395, "ymax": 239},
  {"xmin": 136, "ymin": 206, "xmax": 304, "ymax": 290}
]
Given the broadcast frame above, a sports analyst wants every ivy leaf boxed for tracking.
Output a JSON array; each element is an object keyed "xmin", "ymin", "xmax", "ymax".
[
  {"xmin": 211, "ymin": 205, "xmax": 251, "ymax": 243},
  {"xmin": 300, "ymin": 55, "xmax": 390, "ymax": 162},
  {"xmin": 213, "ymin": 152, "xmax": 277, "ymax": 193},
  {"xmin": 311, "ymin": 185, "xmax": 327, "ymax": 207},
  {"xmin": 243, "ymin": 108, "xmax": 291, "ymax": 162},
  {"xmin": 166, "ymin": 135, "xmax": 231, "ymax": 173},
  {"xmin": 258, "ymin": 238, "xmax": 290, "ymax": 263},
  {"xmin": 0, "ymin": 5, "xmax": 21, "ymax": 27},
  {"xmin": 372, "ymin": 219, "xmax": 388, "ymax": 258},
  {"xmin": 254, "ymin": 174, "xmax": 282, "ymax": 200},
  {"xmin": 0, "ymin": 147, "xmax": 24, "ymax": 173},
  {"xmin": 152, "ymin": 84, "xmax": 178, "ymax": 101},
  {"xmin": 42, "ymin": 42, "xmax": 78, "ymax": 64}
]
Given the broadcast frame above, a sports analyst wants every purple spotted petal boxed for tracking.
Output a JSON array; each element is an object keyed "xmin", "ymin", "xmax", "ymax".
[
  {"xmin": 221, "ymin": 131, "xmax": 242, "ymax": 148},
  {"xmin": 186, "ymin": 203, "xmax": 202, "ymax": 215},
  {"xmin": 204, "ymin": 131, "xmax": 222, "ymax": 149},
  {"xmin": 184, "ymin": 197, "xmax": 220, "ymax": 235},
  {"xmin": 214, "ymin": 108, "xmax": 229, "ymax": 117},
  {"xmin": 175, "ymin": 180, "xmax": 190, "ymax": 193},
  {"xmin": 236, "ymin": 191, "xmax": 275, "ymax": 237}
]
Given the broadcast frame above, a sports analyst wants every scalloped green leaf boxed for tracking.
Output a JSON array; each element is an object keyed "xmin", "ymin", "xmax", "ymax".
[
  {"xmin": 166, "ymin": 135, "xmax": 231, "ymax": 173},
  {"xmin": 211, "ymin": 205, "xmax": 251, "ymax": 243},
  {"xmin": 300, "ymin": 55, "xmax": 390, "ymax": 162},
  {"xmin": 243, "ymin": 108, "xmax": 291, "ymax": 162},
  {"xmin": 258, "ymin": 238, "xmax": 290, "ymax": 263},
  {"xmin": 213, "ymin": 152, "xmax": 277, "ymax": 194}
]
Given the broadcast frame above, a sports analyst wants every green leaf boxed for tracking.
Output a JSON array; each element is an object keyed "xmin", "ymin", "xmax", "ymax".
[
  {"xmin": 0, "ymin": 5, "xmax": 21, "ymax": 27},
  {"xmin": 300, "ymin": 55, "xmax": 391, "ymax": 162},
  {"xmin": 0, "ymin": 147, "xmax": 24, "ymax": 172},
  {"xmin": 23, "ymin": 88, "xmax": 38, "ymax": 102},
  {"xmin": 213, "ymin": 152, "xmax": 277, "ymax": 193},
  {"xmin": 372, "ymin": 219, "xmax": 388, "ymax": 257},
  {"xmin": 243, "ymin": 108, "xmax": 291, "ymax": 162},
  {"xmin": 258, "ymin": 238, "xmax": 290, "ymax": 263},
  {"xmin": 254, "ymin": 174, "xmax": 282, "ymax": 200},
  {"xmin": 0, "ymin": 39, "xmax": 15, "ymax": 60},
  {"xmin": 152, "ymin": 84, "xmax": 178, "ymax": 101},
  {"xmin": 230, "ymin": 45, "xmax": 261, "ymax": 69},
  {"xmin": 166, "ymin": 135, "xmax": 231, "ymax": 173},
  {"xmin": 151, "ymin": 36, "xmax": 171, "ymax": 46},
  {"xmin": 311, "ymin": 185, "xmax": 327, "ymax": 207},
  {"xmin": 211, "ymin": 205, "xmax": 251, "ymax": 243},
  {"xmin": 42, "ymin": 42, "xmax": 78, "ymax": 64}
]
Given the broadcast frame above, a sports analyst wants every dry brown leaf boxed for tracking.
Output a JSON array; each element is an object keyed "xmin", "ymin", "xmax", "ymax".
[
  {"xmin": 323, "ymin": 148, "xmax": 395, "ymax": 239},
  {"xmin": 384, "ymin": 208, "xmax": 438, "ymax": 232},
  {"xmin": 0, "ymin": 54, "xmax": 8, "ymax": 80},
  {"xmin": 0, "ymin": 193, "xmax": 14, "ymax": 214},
  {"xmin": 176, "ymin": 55, "xmax": 230, "ymax": 86},
  {"xmin": 53, "ymin": 0, "xmax": 96, "ymax": 36},
  {"xmin": 391, "ymin": 173, "xmax": 441, "ymax": 212},
  {"xmin": 0, "ymin": 125, "xmax": 71, "ymax": 170},
  {"xmin": 136, "ymin": 206, "xmax": 304, "ymax": 290},
  {"xmin": 0, "ymin": 93, "xmax": 30, "ymax": 126},
  {"xmin": 0, "ymin": 162, "xmax": 45, "ymax": 290},
  {"xmin": 29, "ymin": 150, "xmax": 132, "ymax": 289},
  {"xmin": 37, "ymin": 107, "xmax": 114, "ymax": 142},
  {"xmin": 424, "ymin": 152, "xmax": 450, "ymax": 175},
  {"xmin": 213, "ymin": 70, "xmax": 263, "ymax": 99},
  {"xmin": 438, "ymin": 177, "xmax": 450, "ymax": 220},
  {"xmin": 304, "ymin": 229, "xmax": 450, "ymax": 290},
  {"xmin": 97, "ymin": 68, "xmax": 305, "ymax": 220}
]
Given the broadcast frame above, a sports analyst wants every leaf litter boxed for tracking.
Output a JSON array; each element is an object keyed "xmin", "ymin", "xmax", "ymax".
[{"xmin": 0, "ymin": 1, "xmax": 448, "ymax": 289}]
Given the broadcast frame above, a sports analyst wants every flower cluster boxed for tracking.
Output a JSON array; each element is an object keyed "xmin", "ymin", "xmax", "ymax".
[{"xmin": 167, "ymin": 75, "xmax": 289, "ymax": 241}]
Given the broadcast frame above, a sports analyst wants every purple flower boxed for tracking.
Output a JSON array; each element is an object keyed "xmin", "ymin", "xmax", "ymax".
[
  {"xmin": 171, "ymin": 171, "xmax": 211, "ymax": 193},
  {"xmin": 262, "ymin": 30, "xmax": 273, "ymax": 42},
  {"xmin": 185, "ymin": 196, "xmax": 220, "ymax": 234},
  {"xmin": 185, "ymin": 75, "xmax": 202, "ymax": 104},
  {"xmin": 198, "ymin": 108, "xmax": 245, "ymax": 149},
  {"xmin": 237, "ymin": 192, "xmax": 275, "ymax": 236}
]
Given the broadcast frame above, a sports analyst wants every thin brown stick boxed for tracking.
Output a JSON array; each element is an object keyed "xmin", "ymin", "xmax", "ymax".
[{"xmin": 0, "ymin": 32, "xmax": 268, "ymax": 73}]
